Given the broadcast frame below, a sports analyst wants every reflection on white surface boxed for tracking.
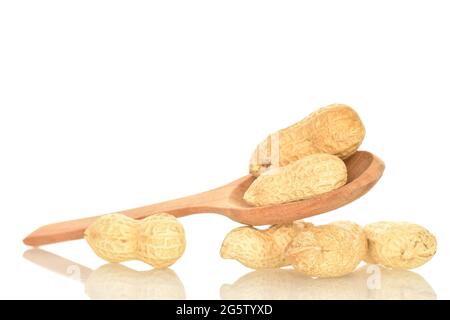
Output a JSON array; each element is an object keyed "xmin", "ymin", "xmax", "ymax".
[
  {"xmin": 85, "ymin": 264, "xmax": 185, "ymax": 300},
  {"xmin": 23, "ymin": 249, "xmax": 186, "ymax": 300},
  {"xmin": 221, "ymin": 265, "xmax": 436, "ymax": 300}
]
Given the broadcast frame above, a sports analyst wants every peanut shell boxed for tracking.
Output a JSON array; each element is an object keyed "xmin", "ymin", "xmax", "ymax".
[
  {"xmin": 363, "ymin": 221, "xmax": 437, "ymax": 269},
  {"xmin": 84, "ymin": 213, "xmax": 186, "ymax": 268},
  {"xmin": 244, "ymin": 153, "xmax": 347, "ymax": 206},
  {"xmin": 286, "ymin": 221, "xmax": 366, "ymax": 278},
  {"xmin": 84, "ymin": 214, "xmax": 138, "ymax": 263},
  {"xmin": 137, "ymin": 213, "xmax": 186, "ymax": 268},
  {"xmin": 220, "ymin": 226, "xmax": 285, "ymax": 269},
  {"xmin": 250, "ymin": 103, "xmax": 365, "ymax": 176}
]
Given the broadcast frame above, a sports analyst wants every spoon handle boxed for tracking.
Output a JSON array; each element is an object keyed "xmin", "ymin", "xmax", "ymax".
[{"xmin": 23, "ymin": 176, "xmax": 249, "ymax": 247}]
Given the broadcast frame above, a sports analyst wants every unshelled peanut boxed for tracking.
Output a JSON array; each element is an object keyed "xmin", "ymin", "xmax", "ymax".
[
  {"xmin": 249, "ymin": 104, "xmax": 365, "ymax": 176},
  {"xmin": 286, "ymin": 221, "xmax": 367, "ymax": 278},
  {"xmin": 220, "ymin": 227, "xmax": 284, "ymax": 269},
  {"xmin": 84, "ymin": 213, "xmax": 186, "ymax": 268},
  {"xmin": 220, "ymin": 223, "xmax": 307, "ymax": 269},
  {"xmin": 363, "ymin": 222, "xmax": 437, "ymax": 269},
  {"xmin": 244, "ymin": 153, "xmax": 347, "ymax": 206}
]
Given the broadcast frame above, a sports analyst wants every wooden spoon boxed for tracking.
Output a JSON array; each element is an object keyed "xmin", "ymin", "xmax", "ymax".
[{"xmin": 23, "ymin": 151, "xmax": 384, "ymax": 246}]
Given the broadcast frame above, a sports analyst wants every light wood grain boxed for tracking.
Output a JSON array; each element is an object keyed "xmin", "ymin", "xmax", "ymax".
[{"xmin": 23, "ymin": 151, "xmax": 384, "ymax": 246}]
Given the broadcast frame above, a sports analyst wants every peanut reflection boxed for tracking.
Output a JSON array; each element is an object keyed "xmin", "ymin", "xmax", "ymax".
[
  {"xmin": 221, "ymin": 265, "xmax": 435, "ymax": 300},
  {"xmin": 23, "ymin": 249, "xmax": 186, "ymax": 300}
]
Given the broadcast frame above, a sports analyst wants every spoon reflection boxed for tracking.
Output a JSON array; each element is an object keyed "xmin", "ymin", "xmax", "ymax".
[
  {"xmin": 23, "ymin": 249, "xmax": 186, "ymax": 300},
  {"xmin": 221, "ymin": 265, "xmax": 436, "ymax": 300}
]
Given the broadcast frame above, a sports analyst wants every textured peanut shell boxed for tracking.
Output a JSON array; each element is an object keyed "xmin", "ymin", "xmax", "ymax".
[
  {"xmin": 333, "ymin": 220, "xmax": 368, "ymax": 260},
  {"xmin": 220, "ymin": 223, "xmax": 298, "ymax": 269},
  {"xmin": 85, "ymin": 264, "xmax": 186, "ymax": 300},
  {"xmin": 363, "ymin": 222, "xmax": 437, "ymax": 269},
  {"xmin": 249, "ymin": 104, "xmax": 365, "ymax": 176},
  {"xmin": 137, "ymin": 213, "xmax": 186, "ymax": 268},
  {"xmin": 286, "ymin": 221, "xmax": 366, "ymax": 278},
  {"xmin": 244, "ymin": 153, "xmax": 347, "ymax": 206},
  {"xmin": 84, "ymin": 214, "xmax": 139, "ymax": 263},
  {"xmin": 266, "ymin": 221, "xmax": 313, "ymax": 266},
  {"xmin": 84, "ymin": 213, "xmax": 186, "ymax": 268},
  {"xmin": 220, "ymin": 227, "xmax": 285, "ymax": 269}
]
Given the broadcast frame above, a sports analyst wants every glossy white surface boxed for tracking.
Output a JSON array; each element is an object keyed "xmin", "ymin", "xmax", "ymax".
[{"xmin": 0, "ymin": 0, "xmax": 449, "ymax": 299}]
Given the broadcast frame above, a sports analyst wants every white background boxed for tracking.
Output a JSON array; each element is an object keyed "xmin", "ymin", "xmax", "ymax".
[{"xmin": 0, "ymin": 0, "xmax": 449, "ymax": 299}]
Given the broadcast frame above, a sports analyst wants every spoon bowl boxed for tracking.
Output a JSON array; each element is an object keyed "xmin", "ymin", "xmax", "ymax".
[{"xmin": 23, "ymin": 151, "xmax": 384, "ymax": 246}]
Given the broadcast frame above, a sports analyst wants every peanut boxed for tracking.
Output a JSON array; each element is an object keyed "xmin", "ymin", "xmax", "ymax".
[
  {"xmin": 137, "ymin": 213, "xmax": 186, "ymax": 268},
  {"xmin": 363, "ymin": 222, "xmax": 437, "ymax": 269},
  {"xmin": 84, "ymin": 214, "xmax": 138, "ymax": 263},
  {"xmin": 286, "ymin": 221, "xmax": 367, "ymax": 278},
  {"xmin": 220, "ymin": 222, "xmax": 303, "ymax": 269},
  {"xmin": 265, "ymin": 223, "xmax": 299, "ymax": 266},
  {"xmin": 244, "ymin": 153, "xmax": 347, "ymax": 206},
  {"xmin": 220, "ymin": 223, "xmax": 306, "ymax": 269},
  {"xmin": 249, "ymin": 104, "xmax": 365, "ymax": 176},
  {"xmin": 85, "ymin": 264, "xmax": 186, "ymax": 300},
  {"xmin": 84, "ymin": 213, "xmax": 186, "ymax": 268},
  {"xmin": 220, "ymin": 226, "xmax": 285, "ymax": 269}
]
